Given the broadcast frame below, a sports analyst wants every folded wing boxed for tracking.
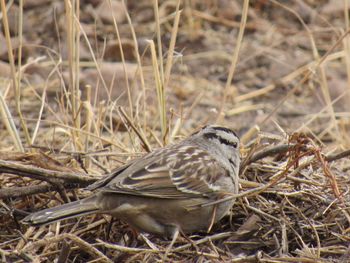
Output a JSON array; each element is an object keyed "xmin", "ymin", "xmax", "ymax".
[{"xmin": 97, "ymin": 144, "xmax": 229, "ymax": 199}]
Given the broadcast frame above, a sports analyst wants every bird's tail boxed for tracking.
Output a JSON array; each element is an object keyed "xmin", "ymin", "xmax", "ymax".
[{"xmin": 22, "ymin": 195, "xmax": 99, "ymax": 226}]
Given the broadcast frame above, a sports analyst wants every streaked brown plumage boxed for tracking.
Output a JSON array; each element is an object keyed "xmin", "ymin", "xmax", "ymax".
[{"xmin": 23, "ymin": 125, "xmax": 240, "ymax": 238}]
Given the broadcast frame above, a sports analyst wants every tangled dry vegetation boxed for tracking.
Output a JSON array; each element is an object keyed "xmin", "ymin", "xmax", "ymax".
[{"xmin": 0, "ymin": 0, "xmax": 350, "ymax": 262}]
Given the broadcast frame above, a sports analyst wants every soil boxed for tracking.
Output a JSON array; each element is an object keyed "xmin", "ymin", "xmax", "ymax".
[{"xmin": 0, "ymin": 0, "xmax": 350, "ymax": 262}]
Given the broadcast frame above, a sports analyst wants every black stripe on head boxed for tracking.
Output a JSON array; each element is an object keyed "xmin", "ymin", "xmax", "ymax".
[
  {"xmin": 212, "ymin": 126, "xmax": 238, "ymax": 138},
  {"xmin": 203, "ymin": 132, "xmax": 218, "ymax": 140},
  {"xmin": 203, "ymin": 132, "xmax": 238, "ymax": 148}
]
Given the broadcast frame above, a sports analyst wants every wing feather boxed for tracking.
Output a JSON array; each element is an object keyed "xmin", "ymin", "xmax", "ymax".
[{"xmin": 93, "ymin": 144, "xmax": 230, "ymax": 199}]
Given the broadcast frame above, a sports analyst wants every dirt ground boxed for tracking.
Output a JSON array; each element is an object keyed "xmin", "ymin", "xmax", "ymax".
[{"xmin": 0, "ymin": 0, "xmax": 350, "ymax": 262}]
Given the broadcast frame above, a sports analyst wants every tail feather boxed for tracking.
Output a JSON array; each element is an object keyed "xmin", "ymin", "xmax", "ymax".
[{"xmin": 22, "ymin": 196, "xmax": 99, "ymax": 226}]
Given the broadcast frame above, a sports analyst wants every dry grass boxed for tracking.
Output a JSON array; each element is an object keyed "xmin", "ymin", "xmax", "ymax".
[{"xmin": 0, "ymin": 0, "xmax": 350, "ymax": 262}]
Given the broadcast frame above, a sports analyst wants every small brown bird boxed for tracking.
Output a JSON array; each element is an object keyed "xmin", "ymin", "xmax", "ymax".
[{"xmin": 23, "ymin": 125, "xmax": 240, "ymax": 239}]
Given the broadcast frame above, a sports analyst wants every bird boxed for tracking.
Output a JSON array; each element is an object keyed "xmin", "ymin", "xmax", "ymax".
[{"xmin": 23, "ymin": 125, "xmax": 240, "ymax": 239}]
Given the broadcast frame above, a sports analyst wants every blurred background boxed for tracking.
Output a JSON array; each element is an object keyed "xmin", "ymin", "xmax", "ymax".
[
  {"xmin": 0, "ymin": 0, "xmax": 350, "ymax": 262},
  {"xmin": 0, "ymin": 0, "xmax": 349, "ymax": 151}
]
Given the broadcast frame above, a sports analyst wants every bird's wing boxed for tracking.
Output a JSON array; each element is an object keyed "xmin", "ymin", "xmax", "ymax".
[
  {"xmin": 86, "ymin": 162, "xmax": 133, "ymax": 191},
  {"xmin": 98, "ymin": 144, "xmax": 230, "ymax": 199}
]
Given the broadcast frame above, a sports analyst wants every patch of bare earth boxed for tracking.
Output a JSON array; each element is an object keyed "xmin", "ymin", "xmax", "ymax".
[{"xmin": 0, "ymin": 0, "xmax": 350, "ymax": 262}]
